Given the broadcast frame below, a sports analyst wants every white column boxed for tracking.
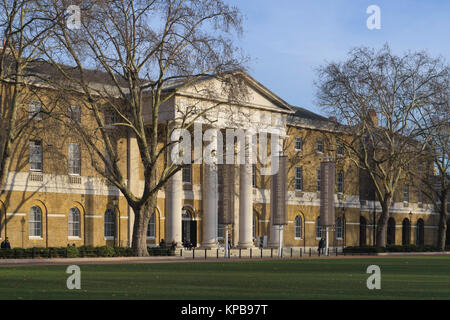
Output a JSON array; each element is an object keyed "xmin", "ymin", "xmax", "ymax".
[
  {"xmin": 166, "ymin": 170, "xmax": 182, "ymax": 245},
  {"xmin": 238, "ymin": 139, "xmax": 254, "ymax": 248},
  {"xmin": 201, "ymin": 130, "xmax": 218, "ymax": 249},
  {"xmin": 269, "ymin": 221, "xmax": 281, "ymax": 248}
]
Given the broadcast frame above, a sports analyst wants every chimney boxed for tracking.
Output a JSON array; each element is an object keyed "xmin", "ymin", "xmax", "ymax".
[{"xmin": 368, "ymin": 109, "xmax": 378, "ymax": 126}]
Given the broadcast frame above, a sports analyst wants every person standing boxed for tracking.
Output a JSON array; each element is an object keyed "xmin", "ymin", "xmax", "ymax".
[
  {"xmin": 1, "ymin": 237, "xmax": 11, "ymax": 249},
  {"xmin": 318, "ymin": 238, "xmax": 324, "ymax": 256}
]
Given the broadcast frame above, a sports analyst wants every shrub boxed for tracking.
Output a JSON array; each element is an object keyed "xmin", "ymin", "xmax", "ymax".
[
  {"xmin": 96, "ymin": 246, "xmax": 115, "ymax": 257},
  {"xmin": 66, "ymin": 246, "xmax": 79, "ymax": 258},
  {"xmin": 79, "ymin": 246, "xmax": 97, "ymax": 257}
]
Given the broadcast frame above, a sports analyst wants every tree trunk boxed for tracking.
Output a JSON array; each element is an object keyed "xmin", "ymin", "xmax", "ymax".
[
  {"xmin": 131, "ymin": 194, "xmax": 157, "ymax": 257},
  {"xmin": 376, "ymin": 198, "xmax": 391, "ymax": 247},
  {"xmin": 437, "ymin": 199, "xmax": 448, "ymax": 251}
]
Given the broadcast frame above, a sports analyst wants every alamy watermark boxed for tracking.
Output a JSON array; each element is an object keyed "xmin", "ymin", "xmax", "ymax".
[
  {"xmin": 366, "ymin": 5, "xmax": 381, "ymax": 30},
  {"xmin": 366, "ymin": 265, "xmax": 381, "ymax": 290},
  {"xmin": 66, "ymin": 5, "xmax": 81, "ymax": 30},
  {"xmin": 171, "ymin": 123, "xmax": 282, "ymax": 175},
  {"xmin": 66, "ymin": 265, "xmax": 81, "ymax": 290}
]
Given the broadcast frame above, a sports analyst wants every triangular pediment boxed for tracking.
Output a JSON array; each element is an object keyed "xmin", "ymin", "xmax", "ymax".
[{"xmin": 168, "ymin": 71, "xmax": 293, "ymax": 114}]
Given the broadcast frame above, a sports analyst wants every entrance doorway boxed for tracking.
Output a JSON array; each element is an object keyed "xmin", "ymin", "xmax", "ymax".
[
  {"xmin": 182, "ymin": 207, "xmax": 197, "ymax": 247},
  {"xmin": 446, "ymin": 219, "xmax": 450, "ymax": 247}
]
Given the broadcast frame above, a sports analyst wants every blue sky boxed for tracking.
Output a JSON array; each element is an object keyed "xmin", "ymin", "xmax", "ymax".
[{"xmin": 226, "ymin": 0, "xmax": 450, "ymax": 115}]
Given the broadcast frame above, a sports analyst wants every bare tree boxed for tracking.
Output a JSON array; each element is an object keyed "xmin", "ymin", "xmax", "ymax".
[
  {"xmin": 410, "ymin": 70, "xmax": 449, "ymax": 250},
  {"xmin": 40, "ymin": 0, "xmax": 246, "ymax": 256},
  {"xmin": 315, "ymin": 45, "xmax": 448, "ymax": 247},
  {"xmin": 0, "ymin": 0, "xmax": 57, "ymax": 192}
]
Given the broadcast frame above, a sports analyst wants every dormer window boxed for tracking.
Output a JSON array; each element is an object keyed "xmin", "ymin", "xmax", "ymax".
[
  {"xmin": 317, "ymin": 140, "xmax": 324, "ymax": 153},
  {"xmin": 295, "ymin": 137, "xmax": 303, "ymax": 151},
  {"xmin": 29, "ymin": 100, "xmax": 42, "ymax": 120}
]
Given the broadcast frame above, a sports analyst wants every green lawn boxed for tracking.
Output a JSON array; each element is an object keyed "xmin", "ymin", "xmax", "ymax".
[{"xmin": 0, "ymin": 257, "xmax": 449, "ymax": 300}]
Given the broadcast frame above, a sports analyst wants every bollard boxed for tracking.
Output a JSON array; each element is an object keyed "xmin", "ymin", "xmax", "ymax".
[
  {"xmin": 261, "ymin": 248, "xmax": 263, "ymax": 258},
  {"xmin": 250, "ymin": 248, "xmax": 252, "ymax": 259},
  {"xmin": 300, "ymin": 248, "xmax": 302, "ymax": 257},
  {"xmin": 290, "ymin": 248, "xmax": 293, "ymax": 258},
  {"xmin": 271, "ymin": 248, "xmax": 273, "ymax": 258},
  {"xmin": 335, "ymin": 248, "xmax": 338, "ymax": 256},
  {"xmin": 327, "ymin": 248, "xmax": 329, "ymax": 256},
  {"xmin": 309, "ymin": 248, "xmax": 311, "ymax": 257},
  {"xmin": 205, "ymin": 249, "xmax": 207, "ymax": 260},
  {"xmin": 217, "ymin": 249, "xmax": 219, "ymax": 259},
  {"xmin": 239, "ymin": 248, "xmax": 242, "ymax": 259},
  {"xmin": 193, "ymin": 248, "xmax": 195, "ymax": 260},
  {"xmin": 180, "ymin": 249, "xmax": 183, "ymax": 257}
]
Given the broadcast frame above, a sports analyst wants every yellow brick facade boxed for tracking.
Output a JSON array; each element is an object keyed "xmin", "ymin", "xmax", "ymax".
[{"xmin": 0, "ymin": 74, "xmax": 440, "ymax": 250}]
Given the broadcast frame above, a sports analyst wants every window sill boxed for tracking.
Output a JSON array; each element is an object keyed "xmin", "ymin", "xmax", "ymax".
[
  {"xmin": 68, "ymin": 236, "xmax": 82, "ymax": 240},
  {"xmin": 29, "ymin": 236, "xmax": 43, "ymax": 240},
  {"xmin": 146, "ymin": 237, "xmax": 156, "ymax": 240},
  {"xmin": 336, "ymin": 238, "xmax": 343, "ymax": 241},
  {"xmin": 294, "ymin": 237, "xmax": 303, "ymax": 241},
  {"xmin": 104, "ymin": 237, "xmax": 114, "ymax": 241}
]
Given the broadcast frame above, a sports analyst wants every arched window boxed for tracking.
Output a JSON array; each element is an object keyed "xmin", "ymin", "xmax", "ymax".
[
  {"xmin": 336, "ymin": 217, "xmax": 343, "ymax": 240},
  {"xmin": 295, "ymin": 215, "xmax": 302, "ymax": 239},
  {"xmin": 68, "ymin": 208, "xmax": 81, "ymax": 238},
  {"xmin": 29, "ymin": 206, "xmax": 42, "ymax": 237},
  {"xmin": 104, "ymin": 209, "xmax": 115, "ymax": 238},
  {"xmin": 416, "ymin": 219, "xmax": 425, "ymax": 246},
  {"xmin": 316, "ymin": 217, "xmax": 323, "ymax": 239},
  {"xmin": 387, "ymin": 217, "xmax": 396, "ymax": 245},
  {"xmin": 360, "ymin": 216, "xmax": 367, "ymax": 246},
  {"xmin": 147, "ymin": 213, "xmax": 156, "ymax": 238},
  {"xmin": 402, "ymin": 218, "xmax": 411, "ymax": 245}
]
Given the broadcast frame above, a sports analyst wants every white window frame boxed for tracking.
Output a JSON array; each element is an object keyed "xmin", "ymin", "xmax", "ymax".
[
  {"xmin": 295, "ymin": 215, "xmax": 303, "ymax": 239},
  {"xmin": 295, "ymin": 166, "xmax": 303, "ymax": 191},
  {"xmin": 294, "ymin": 137, "xmax": 303, "ymax": 151},
  {"xmin": 404, "ymin": 185, "xmax": 409, "ymax": 203},
  {"xmin": 68, "ymin": 207, "xmax": 81, "ymax": 239},
  {"xmin": 29, "ymin": 140, "xmax": 43, "ymax": 172},
  {"xmin": 182, "ymin": 164, "xmax": 192, "ymax": 184},
  {"xmin": 29, "ymin": 206, "xmax": 43, "ymax": 238},
  {"xmin": 337, "ymin": 171, "xmax": 344, "ymax": 194},
  {"xmin": 316, "ymin": 217, "xmax": 323, "ymax": 239},
  {"xmin": 69, "ymin": 105, "xmax": 81, "ymax": 123},
  {"xmin": 336, "ymin": 217, "xmax": 344, "ymax": 240},
  {"xmin": 68, "ymin": 143, "xmax": 81, "ymax": 176},
  {"xmin": 316, "ymin": 140, "xmax": 324, "ymax": 153},
  {"xmin": 29, "ymin": 100, "xmax": 42, "ymax": 120},
  {"xmin": 104, "ymin": 209, "xmax": 115, "ymax": 239},
  {"xmin": 147, "ymin": 213, "xmax": 156, "ymax": 239}
]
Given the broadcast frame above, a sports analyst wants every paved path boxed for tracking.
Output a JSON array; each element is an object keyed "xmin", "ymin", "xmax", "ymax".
[{"xmin": 0, "ymin": 252, "xmax": 449, "ymax": 267}]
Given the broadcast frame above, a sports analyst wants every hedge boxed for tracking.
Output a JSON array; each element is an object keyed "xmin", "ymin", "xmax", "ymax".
[
  {"xmin": 0, "ymin": 245, "xmax": 175, "ymax": 259},
  {"xmin": 343, "ymin": 245, "xmax": 449, "ymax": 254}
]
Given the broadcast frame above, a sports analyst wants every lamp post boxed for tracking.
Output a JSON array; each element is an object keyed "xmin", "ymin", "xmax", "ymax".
[
  {"xmin": 20, "ymin": 217, "xmax": 25, "ymax": 248},
  {"xmin": 112, "ymin": 198, "xmax": 119, "ymax": 247},
  {"xmin": 409, "ymin": 211, "xmax": 413, "ymax": 245},
  {"xmin": 373, "ymin": 208, "xmax": 376, "ymax": 247}
]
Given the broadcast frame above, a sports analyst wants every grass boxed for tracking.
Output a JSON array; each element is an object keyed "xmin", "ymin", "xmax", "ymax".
[{"xmin": 0, "ymin": 257, "xmax": 449, "ymax": 300}]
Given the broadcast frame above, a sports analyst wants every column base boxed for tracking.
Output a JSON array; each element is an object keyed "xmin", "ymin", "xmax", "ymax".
[
  {"xmin": 199, "ymin": 243, "xmax": 218, "ymax": 250},
  {"xmin": 238, "ymin": 242, "xmax": 255, "ymax": 249}
]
